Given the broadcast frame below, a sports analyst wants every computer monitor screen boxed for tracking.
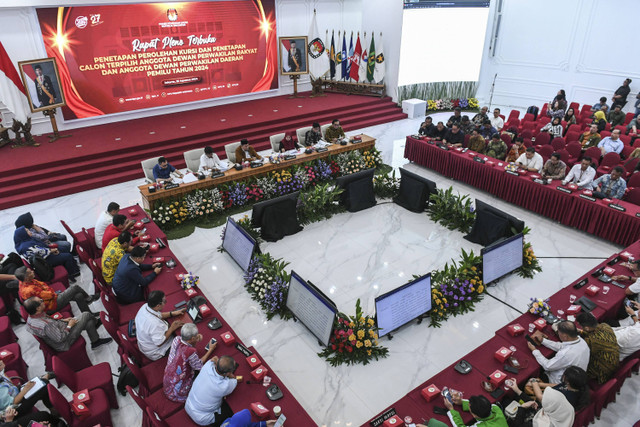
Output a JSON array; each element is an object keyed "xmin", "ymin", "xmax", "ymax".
[
  {"xmin": 251, "ymin": 191, "xmax": 300, "ymax": 228},
  {"xmin": 481, "ymin": 233, "xmax": 524, "ymax": 284},
  {"xmin": 222, "ymin": 217, "xmax": 256, "ymax": 271},
  {"xmin": 375, "ymin": 273, "xmax": 432, "ymax": 337},
  {"xmin": 285, "ymin": 271, "xmax": 337, "ymax": 346}
]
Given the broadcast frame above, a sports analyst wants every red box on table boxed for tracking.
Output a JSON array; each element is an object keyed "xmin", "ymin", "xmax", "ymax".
[
  {"xmin": 251, "ymin": 365, "xmax": 268, "ymax": 381},
  {"xmin": 620, "ymin": 251, "xmax": 633, "ymax": 261},
  {"xmin": 250, "ymin": 402, "xmax": 270, "ymax": 419},
  {"xmin": 246, "ymin": 355, "xmax": 262, "ymax": 369},
  {"xmin": 0, "ymin": 349, "xmax": 13, "ymax": 361},
  {"xmin": 73, "ymin": 389, "xmax": 91, "ymax": 404},
  {"xmin": 494, "ymin": 347, "xmax": 513, "ymax": 363},
  {"xmin": 148, "ymin": 243, "xmax": 159, "ymax": 253},
  {"xmin": 71, "ymin": 402, "xmax": 91, "ymax": 419},
  {"xmin": 140, "ymin": 234, "xmax": 151, "ymax": 243},
  {"xmin": 153, "ymin": 256, "xmax": 164, "ymax": 263},
  {"xmin": 133, "ymin": 221, "xmax": 144, "ymax": 230},
  {"xmin": 185, "ymin": 287, "xmax": 198, "ymax": 298},
  {"xmin": 533, "ymin": 318, "xmax": 546, "ymax": 331},
  {"xmin": 176, "ymin": 273, "xmax": 187, "ymax": 282},
  {"xmin": 51, "ymin": 312, "xmax": 63, "ymax": 320},
  {"xmin": 198, "ymin": 304, "xmax": 211, "ymax": 317},
  {"xmin": 567, "ymin": 305, "xmax": 582, "ymax": 315},
  {"xmin": 383, "ymin": 415, "xmax": 404, "ymax": 426},
  {"xmin": 603, "ymin": 267, "xmax": 615, "ymax": 276},
  {"xmin": 220, "ymin": 332, "xmax": 236, "ymax": 345},
  {"xmin": 128, "ymin": 208, "xmax": 137, "ymax": 216},
  {"xmin": 421, "ymin": 384, "xmax": 440, "ymax": 402},
  {"xmin": 567, "ymin": 183, "xmax": 578, "ymax": 190},
  {"xmin": 489, "ymin": 370, "xmax": 507, "ymax": 387},
  {"xmin": 585, "ymin": 285, "xmax": 600, "ymax": 296},
  {"xmin": 507, "ymin": 323, "xmax": 525, "ymax": 336}
]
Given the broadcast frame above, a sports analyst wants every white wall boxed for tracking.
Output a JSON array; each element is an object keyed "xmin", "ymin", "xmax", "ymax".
[
  {"xmin": 476, "ymin": 0, "xmax": 639, "ymax": 114},
  {"xmin": 0, "ymin": 0, "xmax": 365, "ymax": 133}
]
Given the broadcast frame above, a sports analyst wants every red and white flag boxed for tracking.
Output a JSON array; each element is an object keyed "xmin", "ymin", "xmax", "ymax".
[
  {"xmin": 349, "ymin": 33, "xmax": 362, "ymax": 82},
  {"xmin": 0, "ymin": 41, "xmax": 30, "ymax": 123}
]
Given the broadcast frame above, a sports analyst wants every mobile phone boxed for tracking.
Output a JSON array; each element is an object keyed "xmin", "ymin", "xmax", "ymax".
[
  {"xmin": 433, "ymin": 406, "xmax": 448, "ymax": 415},
  {"xmin": 441, "ymin": 387, "xmax": 453, "ymax": 403},
  {"xmin": 525, "ymin": 334, "xmax": 537, "ymax": 346},
  {"xmin": 174, "ymin": 300, "xmax": 187, "ymax": 309},
  {"xmin": 274, "ymin": 414, "xmax": 287, "ymax": 427},
  {"xmin": 504, "ymin": 365, "xmax": 518, "ymax": 374},
  {"xmin": 205, "ymin": 338, "xmax": 217, "ymax": 351},
  {"xmin": 625, "ymin": 298, "xmax": 634, "ymax": 308}
]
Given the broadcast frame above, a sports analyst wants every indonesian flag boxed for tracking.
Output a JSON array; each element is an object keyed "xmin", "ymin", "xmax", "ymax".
[
  {"xmin": 349, "ymin": 34, "xmax": 362, "ymax": 82},
  {"xmin": 307, "ymin": 12, "xmax": 329, "ymax": 79},
  {"xmin": 374, "ymin": 33, "xmax": 385, "ymax": 83},
  {"xmin": 0, "ymin": 42, "xmax": 30, "ymax": 123}
]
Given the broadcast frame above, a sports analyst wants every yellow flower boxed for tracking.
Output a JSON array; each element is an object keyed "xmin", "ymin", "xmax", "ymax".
[
  {"xmin": 356, "ymin": 341, "xmax": 363, "ymax": 348},
  {"xmin": 368, "ymin": 330, "xmax": 375, "ymax": 338},
  {"xmin": 367, "ymin": 318, "xmax": 374, "ymax": 326},
  {"xmin": 357, "ymin": 330, "xmax": 365, "ymax": 340},
  {"xmin": 364, "ymin": 339, "xmax": 372, "ymax": 347},
  {"xmin": 470, "ymin": 279, "xmax": 476, "ymax": 285},
  {"xmin": 349, "ymin": 322, "xmax": 355, "ymax": 328},
  {"xmin": 348, "ymin": 334, "xmax": 356, "ymax": 341},
  {"xmin": 367, "ymin": 350, "xmax": 372, "ymax": 356},
  {"xmin": 359, "ymin": 317, "xmax": 365, "ymax": 324},
  {"xmin": 477, "ymin": 285, "xmax": 484, "ymax": 294},
  {"xmin": 471, "ymin": 266, "xmax": 477, "ymax": 271}
]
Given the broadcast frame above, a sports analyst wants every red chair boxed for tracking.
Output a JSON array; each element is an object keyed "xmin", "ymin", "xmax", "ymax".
[
  {"xmin": 584, "ymin": 146, "xmax": 602, "ymax": 162},
  {"xmin": 508, "ymin": 110, "xmax": 520, "ymax": 120},
  {"xmin": 625, "ymin": 112, "xmax": 635, "ymax": 125},
  {"xmin": 521, "ymin": 121, "xmax": 536, "ymax": 132},
  {"xmin": 0, "ymin": 343, "xmax": 29, "ymax": 380},
  {"xmin": 523, "ymin": 138, "xmax": 533, "ymax": 148},
  {"xmin": 99, "ymin": 312, "xmax": 127, "ymax": 357},
  {"xmin": 118, "ymin": 331, "xmax": 154, "ymax": 367},
  {"xmin": 551, "ymin": 137, "xmax": 566, "ymax": 151},
  {"xmin": 0, "ymin": 316, "xmax": 17, "ymax": 346},
  {"xmin": 620, "ymin": 134, "xmax": 631, "ymax": 145},
  {"xmin": 596, "ymin": 152, "xmax": 621, "ymax": 176},
  {"xmin": 52, "ymin": 355, "xmax": 119, "ymax": 409},
  {"xmin": 463, "ymin": 134, "xmax": 470, "ymax": 146},
  {"xmin": 591, "ymin": 378, "xmax": 617, "ymax": 419},
  {"xmin": 521, "ymin": 129, "xmax": 534, "ymax": 140},
  {"xmin": 100, "ymin": 291, "xmax": 143, "ymax": 326},
  {"xmin": 505, "ymin": 118, "xmax": 520, "ymax": 130},
  {"xmin": 566, "ymin": 131, "xmax": 581, "ymax": 143},
  {"xmin": 624, "ymin": 158, "xmax": 640, "ymax": 178},
  {"xmin": 59, "ymin": 220, "xmax": 80, "ymax": 250},
  {"xmin": 540, "ymin": 103, "xmax": 548, "ymax": 117},
  {"xmin": 565, "ymin": 142, "xmax": 582, "ymax": 163},
  {"xmin": 535, "ymin": 132, "xmax": 551, "ymax": 146},
  {"xmin": 557, "ymin": 149, "xmax": 570, "ymax": 165},
  {"xmin": 628, "ymin": 172, "xmax": 640, "ymax": 188},
  {"xmin": 605, "ymin": 122, "xmax": 612, "ymax": 132},
  {"xmin": 500, "ymin": 133, "xmax": 512, "ymax": 145},
  {"xmin": 91, "ymin": 273, "xmax": 112, "ymax": 299},
  {"xmin": 48, "ymin": 383, "xmax": 112, "ymax": 427},
  {"xmin": 21, "ymin": 258, "xmax": 69, "ymax": 288},
  {"xmin": 566, "ymin": 123, "xmax": 580, "ymax": 134},
  {"xmin": 613, "ymin": 358, "xmax": 639, "ymax": 395},
  {"xmin": 600, "ymin": 130, "xmax": 611, "ymax": 139},
  {"xmin": 32, "ymin": 334, "xmax": 92, "ymax": 372},
  {"xmin": 122, "ymin": 358, "xmax": 181, "ymax": 416},
  {"xmin": 538, "ymin": 116, "xmax": 551, "ymax": 126},
  {"xmin": 573, "ymin": 403, "xmax": 594, "ymax": 427},
  {"xmin": 569, "ymin": 101, "xmax": 579, "ymax": 111},
  {"xmin": 538, "ymin": 145, "xmax": 554, "ymax": 160},
  {"xmin": 614, "ymin": 125, "xmax": 627, "ymax": 134},
  {"xmin": 522, "ymin": 113, "xmax": 535, "ymax": 123},
  {"xmin": 146, "ymin": 407, "xmax": 200, "ymax": 427},
  {"xmin": 76, "ymin": 245, "xmax": 92, "ymax": 267},
  {"xmin": 626, "ymin": 188, "xmax": 640, "ymax": 206},
  {"xmin": 121, "ymin": 352, "xmax": 165, "ymax": 395},
  {"xmin": 580, "ymin": 104, "xmax": 593, "ymax": 115}
]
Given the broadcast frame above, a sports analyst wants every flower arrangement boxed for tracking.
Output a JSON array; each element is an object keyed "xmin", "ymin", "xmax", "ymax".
[
  {"xmin": 468, "ymin": 98, "xmax": 479, "ymax": 109},
  {"xmin": 372, "ymin": 170, "xmax": 400, "ymax": 199},
  {"xmin": 428, "ymin": 186, "xmax": 476, "ymax": 233},
  {"xmin": 243, "ymin": 253, "xmax": 291, "ymax": 320},
  {"xmin": 329, "ymin": 160, "xmax": 340, "ymax": 177},
  {"xmin": 246, "ymin": 183, "xmax": 264, "ymax": 203},
  {"xmin": 150, "ymin": 200, "xmax": 188, "ymax": 226},
  {"xmin": 336, "ymin": 151, "xmax": 365, "ymax": 176},
  {"xmin": 303, "ymin": 165, "xmax": 319, "ymax": 186},
  {"xmin": 314, "ymin": 160, "xmax": 333, "ymax": 181},
  {"xmin": 318, "ymin": 299, "xmax": 389, "ymax": 366},
  {"xmin": 254, "ymin": 177, "xmax": 277, "ymax": 199},
  {"xmin": 427, "ymin": 97, "xmax": 479, "ymax": 111},
  {"xmin": 362, "ymin": 147, "xmax": 383, "ymax": 169},
  {"xmin": 297, "ymin": 183, "xmax": 345, "ymax": 225},
  {"xmin": 517, "ymin": 227, "xmax": 542, "ymax": 278},
  {"xmin": 180, "ymin": 272, "xmax": 199, "ymax": 290},
  {"xmin": 227, "ymin": 182, "xmax": 248, "ymax": 207},
  {"xmin": 529, "ymin": 297, "xmax": 551, "ymax": 316}
]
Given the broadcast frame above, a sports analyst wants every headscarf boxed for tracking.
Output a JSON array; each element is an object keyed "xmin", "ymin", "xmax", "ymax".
[
  {"xmin": 14, "ymin": 212, "xmax": 34, "ymax": 228},
  {"xmin": 281, "ymin": 132, "xmax": 298, "ymax": 151},
  {"xmin": 532, "ymin": 387, "xmax": 575, "ymax": 427},
  {"xmin": 594, "ymin": 111, "xmax": 606, "ymax": 122},
  {"xmin": 13, "ymin": 226, "xmax": 46, "ymax": 255}
]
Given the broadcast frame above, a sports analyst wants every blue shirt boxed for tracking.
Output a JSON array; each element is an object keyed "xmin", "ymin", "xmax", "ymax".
[
  {"xmin": 221, "ymin": 409, "xmax": 266, "ymax": 427},
  {"xmin": 111, "ymin": 254, "xmax": 156, "ymax": 304},
  {"xmin": 152, "ymin": 163, "xmax": 176, "ymax": 180},
  {"xmin": 185, "ymin": 360, "xmax": 237, "ymax": 426},
  {"xmin": 597, "ymin": 137, "xmax": 623, "ymax": 154},
  {"xmin": 592, "ymin": 174, "xmax": 627, "ymax": 199},
  {"xmin": 479, "ymin": 126, "xmax": 498, "ymax": 139}
]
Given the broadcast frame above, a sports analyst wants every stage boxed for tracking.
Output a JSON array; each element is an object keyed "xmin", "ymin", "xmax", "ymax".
[{"xmin": 0, "ymin": 92, "xmax": 406, "ymax": 210}]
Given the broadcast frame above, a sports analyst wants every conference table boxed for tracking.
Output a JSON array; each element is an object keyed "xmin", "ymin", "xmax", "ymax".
[
  {"xmin": 139, "ymin": 135, "xmax": 376, "ymax": 211},
  {"xmin": 404, "ymin": 136, "xmax": 640, "ymax": 246}
]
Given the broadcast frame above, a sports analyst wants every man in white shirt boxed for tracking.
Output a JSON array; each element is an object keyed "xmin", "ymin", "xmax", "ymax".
[
  {"xmin": 198, "ymin": 146, "xmax": 228, "ymax": 173},
  {"xmin": 613, "ymin": 318, "xmax": 640, "ymax": 361},
  {"xmin": 185, "ymin": 356, "xmax": 239, "ymax": 426},
  {"xmin": 597, "ymin": 129, "xmax": 624, "ymax": 155},
  {"xmin": 562, "ymin": 157, "xmax": 596, "ymax": 189},
  {"xmin": 134, "ymin": 290, "xmax": 185, "ymax": 361},
  {"xmin": 490, "ymin": 108, "xmax": 504, "ymax": 131},
  {"xmin": 528, "ymin": 321, "xmax": 590, "ymax": 383},
  {"xmin": 612, "ymin": 261, "xmax": 640, "ymax": 303},
  {"xmin": 516, "ymin": 147, "xmax": 544, "ymax": 173},
  {"xmin": 94, "ymin": 202, "xmax": 120, "ymax": 249}
]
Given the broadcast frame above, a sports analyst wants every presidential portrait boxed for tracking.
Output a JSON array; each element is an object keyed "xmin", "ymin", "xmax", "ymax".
[
  {"xmin": 279, "ymin": 36, "xmax": 308, "ymax": 75},
  {"xmin": 18, "ymin": 58, "xmax": 66, "ymax": 113}
]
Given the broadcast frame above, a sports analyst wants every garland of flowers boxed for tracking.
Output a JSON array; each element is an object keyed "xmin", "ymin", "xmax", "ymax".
[{"xmin": 427, "ymin": 97, "xmax": 479, "ymax": 111}]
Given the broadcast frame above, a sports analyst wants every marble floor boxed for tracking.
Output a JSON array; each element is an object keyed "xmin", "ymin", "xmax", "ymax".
[{"xmin": 2, "ymin": 111, "xmax": 638, "ymax": 426}]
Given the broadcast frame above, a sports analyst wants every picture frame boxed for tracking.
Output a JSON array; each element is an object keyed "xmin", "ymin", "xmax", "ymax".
[
  {"xmin": 18, "ymin": 57, "xmax": 66, "ymax": 113},
  {"xmin": 279, "ymin": 36, "xmax": 308, "ymax": 76}
]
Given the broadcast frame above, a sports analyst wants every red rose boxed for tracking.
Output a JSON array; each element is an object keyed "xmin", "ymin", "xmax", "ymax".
[
  {"xmin": 331, "ymin": 344, "xmax": 336, "ymax": 350},
  {"xmin": 347, "ymin": 346, "xmax": 353, "ymax": 352},
  {"xmin": 338, "ymin": 348, "xmax": 343, "ymax": 353}
]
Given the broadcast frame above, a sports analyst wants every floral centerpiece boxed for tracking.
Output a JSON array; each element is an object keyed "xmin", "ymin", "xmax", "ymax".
[
  {"xmin": 362, "ymin": 147, "xmax": 383, "ymax": 169},
  {"xmin": 372, "ymin": 170, "xmax": 400, "ymax": 199},
  {"xmin": 529, "ymin": 297, "xmax": 551, "ymax": 317},
  {"xmin": 243, "ymin": 253, "xmax": 291, "ymax": 320},
  {"xmin": 318, "ymin": 299, "xmax": 389, "ymax": 366},
  {"xmin": 180, "ymin": 272, "xmax": 199, "ymax": 290}
]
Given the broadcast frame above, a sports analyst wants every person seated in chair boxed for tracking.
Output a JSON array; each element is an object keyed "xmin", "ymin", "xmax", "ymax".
[
  {"xmin": 135, "ymin": 291, "xmax": 186, "ymax": 362},
  {"xmin": 111, "ymin": 246, "xmax": 162, "ymax": 305},
  {"xmin": 95, "ymin": 202, "xmax": 127, "ymax": 249},
  {"xmin": 199, "ymin": 146, "xmax": 228, "ymax": 173},
  {"xmin": 304, "ymin": 122, "xmax": 323, "ymax": 146},
  {"xmin": 562, "ymin": 157, "xmax": 596, "ymax": 189},
  {"xmin": 278, "ymin": 132, "xmax": 300, "ymax": 153},
  {"xmin": 591, "ymin": 96, "xmax": 608, "ymax": 112},
  {"xmin": 575, "ymin": 312, "xmax": 619, "ymax": 384},
  {"xmin": 16, "ymin": 266, "xmax": 99, "ymax": 315},
  {"xmin": 446, "ymin": 107, "xmax": 462, "ymax": 128},
  {"xmin": 490, "ymin": 108, "xmax": 504, "ymax": 131},
  {"xmin": 221, "ymin": 409, "xmax": 276, "ymax": 427},
  {"xmin": 234, "ymin": 139, "xmax": 262, "ymax": 163},
  {"xmin": 541, "ymin": 152, "xmax": 567, "ymax": 181},
  {"xmin": 479, "ymin": 120, "xmax": 498, "ymax": 140},
  {"xmin": 443, "ymin": 124, "xmax": 465, "ymax": 147},
  {"xmin": 612, "ymin": 310, "xmax": 640, "ymax": 360},
  {"xmin": 579, "ymin": 124, "xmax": 601, "ymax": 149},
  {"xmin": 484, "ymin": 134, "xmax": 508, "ymax": 160},
  {"xmin": 540, "ymin": 117, "xmax": 563, "ymax": 139},
  {"xmin": 472, "ymin": 106, "xmax": 489, "ymax": 129},
  {"xmin": 101, "ymin": 214, "xmax": 139, "ymax": 252},
  {"xmin": 467, "ymin": 129, "xmax": 486, "ymax": 153},
  {"xmin": 597, "ymin": 129, "xmax": 624, "ymax": 155},
  {"xmin": 608, "ymin": 104, "xmax": 626, "ymax": 128},
  {"xmin": 459, "ymin": 115, "xmax": 475, "ymax": 135},
  {"xmin": 13, "ymin": 226, "xmax": 80, "ymax": 282},
  {"xmin": 24, "ymin": 296, "xmax": 111, "ymax": 351},
  {"xmin": 505, "ymin": 136, "xmax": 526, "ymax": 163},
  {"xmin": 102, "ymin": 231, "xmax": 134, "ymax": 285},
  {"xmin": 516, "ymin": 147, "xmax": 544, "ymax": 173},
  {"xmin": 592, "ymin": 110, "xmax": 607, "ymax": 133},
  {"xmin": 324, "ymin": 119, "xmax": 346, "ymax": 143},
  {"xmin": 153, "ymin": 156, "xmax": 183, "ymax": 183},
  {"xmin": 418, "ymin": 394, "xmax": 507, "ymax": 427},
  {"xmin": 14, "ymin": 212, "xmax": 71, "ymax": 254},
  {"xmin": 591, "ymin": 166, "xmax": 626, "ymax": 199},
  {"xmin": 432, "ymin": 121, "xmax": 447, "ymax": 141},
  {"xmin": 418, "ymin": 116, "xmax": 435, "ymax": 137}
]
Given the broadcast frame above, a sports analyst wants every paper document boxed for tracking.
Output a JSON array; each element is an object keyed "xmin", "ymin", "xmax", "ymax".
[{"xmin": 23, "ymin": 376, "xmax": 46, "ymax": 400}]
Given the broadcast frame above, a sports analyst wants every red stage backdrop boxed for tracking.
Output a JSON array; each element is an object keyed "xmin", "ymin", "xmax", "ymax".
[{"xmin": 36, "ymin": 1, "xmax": 278, "ymax": 120}]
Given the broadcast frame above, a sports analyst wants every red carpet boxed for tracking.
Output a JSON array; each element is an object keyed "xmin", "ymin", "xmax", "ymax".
[{"xmin": 0, "ymin": 92, "xmax": 406, "ymax": 210}]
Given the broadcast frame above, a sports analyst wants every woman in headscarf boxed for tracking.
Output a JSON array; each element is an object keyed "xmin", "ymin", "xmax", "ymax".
[
  {"xmin": 13, "ymin": 226, "xmax": 79, "ymax": 281},
  {"xmin": 511, "ymin": 387, "xmax": 575, "ymax": 427},
  {"xmin": 278, "ymin": 132, "xmax": 300, "ymax": 153},
  {"xmin": 14, "ymin": 213, "xmax": 71, "ymax": 253},
  {"xmin": 592, "ymin": 110, "xmax": 607, "ymax": 133}
]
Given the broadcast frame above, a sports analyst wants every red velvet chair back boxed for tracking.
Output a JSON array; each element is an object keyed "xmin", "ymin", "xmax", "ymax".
[
  {"xmin": 100, "ymin": 291, "xmax": 122, "ymax": 324},
  {"xmin": 620, "ymin": 134, "xmax": 631, "ymax": 145},
  {"xmin": 47, "ymin": 383, "xmax": 73, "ymax": 424},
  {"xmin": 521, "ymin": 129, "xmax": 534, "ymax": 140},
  {"xmin": 569, "ymin": 101, "xmax": 579, "ymax": 111},
  {"xmin": 626, "ymin": 188, "xmax": 640, "ymax": 206},
  {"xmin": 600, "ymin": 130, "xmax": 611, "ymax": 138},
  {"xmin": 599, "ymin": 152, "xmax": 621, "ymax": 168},
  {"xmin": 584, "ymin": 147, "xmax": 602, "ymax": 162},
  {"xmin": 565, "ymin": 142, "xmax": 582, "ymax": 160},
  {"xmin": 59, "ymin": 220, "xmax": 78, "ymax": 247},
  {"xmin": 557, "ymin": 149, "xmax": 570, "ymax": 165},
  {"xmin": 539, "ymin": 145, "xmax": 555, "ymax": 160},
  {"xmin": 613, "ymin": 358, "xmax": 639, "ymax": 395},
  {"xmin": 535, "ymin": 132, "xmax": 551, "ymax": 146},
  {"xmin": 76, "ymin": 244, "xmax": 91, "ymax": 267},
  {"xmin": 122, "ymin": 352, "xmax": 151, "ymax": 394},
  {"xmin": 127, "ymin": 384, "xmax": 151, "ymax": 414},
  {"xmin": 508, "ymin": 109, "xmax": 520, "ymax": 120},
  {"xmin": 522, "ymin": 113, "xmax": 534, "ymax": 122},
  {"xmin": 565, "ymin": 131, "xmax": 581, "ymax": 143},
  {"xmin": 500, "ymin": 133, "xmax": 512, "ymax": 145},
  {"xmin": 52, "ymin": 355, "xmax": 78, "ymax": 390},
  {"xmin": 146, "ymin": 407, "xmax": 170, "ymax": 427},
  {"xmin": 580, "ymin": 104, "xmax": 592, "ymax": 115},
  {"xmin": 591, "ymin": 378, "xmax": 617, "ymax": 418},
  {"xmin": 32, "ymin": 334, "xmax": 91, "ymax": 372},
  {"xmin": 624, "ymin": 157, "xmax": 640, "ymax": 175},
  {"xmin": 628, "ymin": 173, "xmax": 640, "ymax": 188},
  {"xmin": 118, "ymin": 329, "xmax": 151, "ymax": 367},
  {"xmin": 552, "ymin": 137, "xmax": 566, "ymax": 151}
]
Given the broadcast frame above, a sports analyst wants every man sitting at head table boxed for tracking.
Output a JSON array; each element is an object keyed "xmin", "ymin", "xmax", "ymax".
[
  {"xmin": 591, "ymin": 165, "xmax": 627, "ymax": 200},
  {"xmin": 579, "ymin": 124, "xmax": 601, "ymax": 149},
  {"xmin": 153, "ymin": 156, "xmax": 183, "ymax": 183},
  {"xmin": 135, "ymin": 290, "xmax": 186, "ymax": 361},
  {"xmin": 505, "ymin": 136, "xmax": 526, "ymax": 163},
  {"xmin": 611, "ymin": 261, "xmax": 640, "ymax": 305},
  {"xmin": 612, "ymin": 310, "xmax": 640, "ymax": 361},
  {"xmin": 418, "ymin": 116, "xmax": 435, "ymax": 137},
  {"xmin": 278, "ymin": 132, "xmax": 300, "ymax": 153},
  {"xmin": 575, "ymin": 312, "xmax": 619, "ymax": 385},
  {"xmin": 562, "ymin": 157, "xmax": 596, "ymax": 189},
  {"xmin": 459, "ymin": 115, "xmax": 475, "ymax": 135},
  {"xmin": 484, "ymin": 134, "xmax": 507, "ymax": 160},
  {"xmin": 199, "ymin": 146, "xmax": 228, "ymax": 173},
  {"xmin": 541, "ymin": 152, "xmax": 567, "ymax": 180},
  {"xmin": 516, "ymin": 146, "xmax": 543, "ymax": 173},
  {"xmin": 472, "ymin": 106, "xmax": 489, "ymax": 129},
  {"xmin": 324, "ymin": 119, "xmax": 346, "ymax": 143},
  {"xmin": 443, "ymin": 123, "xmax": 465, "ymax": 147},
  {"xmin": 598, "ymin": 129, "xmax": 624, "ymax": 155},
  {"xmin": 235, "ymin": 139, "xmax": 262, "ymax": 163},
  {"xmin": 111, "ymin": 245, "xmax": 161, "ymax": 305},
  {"xmin": 304, "ymin": 122, "xmax": 323, "ymax": 146},
  {"xmin": 467, "ymin": 130, "xmax": 486, "ymax": 153}
]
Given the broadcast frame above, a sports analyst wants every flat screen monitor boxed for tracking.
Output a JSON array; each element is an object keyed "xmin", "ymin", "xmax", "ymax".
[
  {"xmin": 476, "ymin": 199, "xmax": 525, "ymax": 235},
  {"xmin": 394, "ymin": 167, "xmax": 437, "ymax": 212},
  {"xmin": 285, "ymin": 271, "xmax": 337, "ymax": 347},
  {"xmin": 335, "ymin": 168, "xmax": 376, "ymax": 212},
  {"xmin": 251, "ymin": 191, "xmax": 300, "ymax": 228},
  {"xmin": 375, "ymin": 273, "xmax": 432, "ymax": 337},
  {"xmin": 481, "ymin": 233, "xmax": 524, "ymax": 284},
  {"xmin": 222, "ymin": 217, "xmax": 256, "ymax": 271}
]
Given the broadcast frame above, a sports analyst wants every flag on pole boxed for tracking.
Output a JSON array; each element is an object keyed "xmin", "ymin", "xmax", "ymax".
[
  {"xmin": 307, "ymin": 11, "xmax": 329, "ymax": 79},
  {"xmin": 367, "ymin": 32, "xmax": 376, "ymax": 83},
  {"xmin": 340, "ymin": 32, "xmax": 347, "ymax": 80},
  {"xmin": 0, "ymin": 42, "xmax": 30, "ymax": 123},
  {"xmin": 358, "ymin": 33, "xmax": 368, "ymax": 83},
  {"xmin": 347, "ymin": 32, "xmax": 353, "ymax": 80},
  {"xmin": 374, "ymin": 33, "xmax": 385, "ymax": 83},
  {"xmin": 329, "ymin": 31, "xmax": 336, "ymax": 79},
  {"xmin": 349, "ymin": 33, "xmax": 362, "ymax": 82}
]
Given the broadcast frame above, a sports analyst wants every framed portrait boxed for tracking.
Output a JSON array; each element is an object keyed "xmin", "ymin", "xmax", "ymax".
[
  {"xmin": 279, "ymin": 36, "xmax": 308, "ymax": 76},
  {"xmin": 18, "ymin": 57, "xmax": 66, "ymax": 113}
]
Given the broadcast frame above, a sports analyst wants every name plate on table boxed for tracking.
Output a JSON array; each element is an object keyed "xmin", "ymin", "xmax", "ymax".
[
  {"xmin": 473, "ymin": 156, "xmax": 485, "ymax": 163},
  {"xmin": 609, "ymin": 203, "xmax": 626, "ymax": 211},
  {"xmin": 370, "ymin": 408, "xmax": 397, "ymax": 427},
  {"xmin": 250, "ymin": 162, "xmax": 264, "ymax": 169},
  {"xmin": 283, "ymin": 155, "xmax": 297, "ymax": 160},
  {"xmin": 505, "ymin": 170, "xmax": 519, "ymax": 176},
  {"xmin": 235, "ymin": 343, "xmax": 253, "ymax": 357},
  {"xmin": 427, "ymin": 140, "xmax": 435, "ymax": 145},
  {"xmin": 316, "ymin": 147, "xmax": 328, "ymax": 152},
  {"xmin": 556, "ymin": 186, "xmax": 573, "ymax": 194},
  {"xmin": 210, "ymin": 172, "xmax": 225, "ymax": 179},
  {"xmin": 579, "ymin": 194, "xmax": 596, "ymax": 202},
  {"xmin": 533, "ymin": 178, "xmax": 549, "ymax": 185},
  {"xmin": 164, "ymin": 183, "xmax": 179, "ymax": 190}
]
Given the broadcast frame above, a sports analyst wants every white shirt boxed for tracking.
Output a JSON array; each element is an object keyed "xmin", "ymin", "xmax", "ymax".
[
  {"xmin": 562, "ymin": 164, "xmax": 596, "ymax": 189},
  {"xmin": 490, "ymin": 116, "xmax": 504, "ymax": 130},
  {"xmin": 613, "ymin": 323, "xmax": 640, "ymax": 361},
  {"xmin": 198, "ymin": 153, "xmax": 228, "ymax": 173},
  {"xmin": 94, "ymin": 211, "xmax": 113, "ymax": 249},
  {"xmin": 516, "ymin": 152, "xmax": 543, "ymax": 173},
  {"xmin": 185, "ymin": 360, "xmax": 237, "ymax": 425},
  {"xmin": 532, "ymin": 337, "xmax": 590, "ymax": 384},
  {"xmin": 134, "ymin": 304, "xmax": 171, "ymax": 361}
]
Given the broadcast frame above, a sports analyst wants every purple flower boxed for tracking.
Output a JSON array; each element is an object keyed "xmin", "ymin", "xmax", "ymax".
[
  {"xmin": 467, "ymin": 297, "xmax": 472, "ymax": 301},
  {"xmin": 453, "ymin": 295, "xmax": 459, "ymax": 300},
  {"xmin": 445, "ymin": 303, "xmax": 449, "ymax": 308},
  {"xmin": 453, "ymin": 303, "xmax": 459, "ymax": 307}
]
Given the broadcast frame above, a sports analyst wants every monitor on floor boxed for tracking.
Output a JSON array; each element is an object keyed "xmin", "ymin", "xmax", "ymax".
[
  {"xmin": 222, "ymin": 217, "xmax": 257, "ymax": 272},
  {"xmin": 375, "ymin": 273, "xmax": 432, "ymax": 337},
  {"xmin": 481, "ymin": 233, "xmax": 524, "ymax": 284}
]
